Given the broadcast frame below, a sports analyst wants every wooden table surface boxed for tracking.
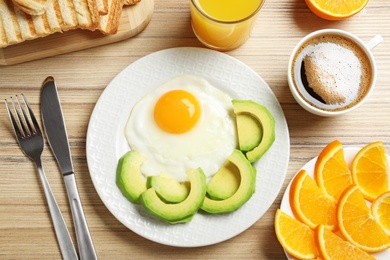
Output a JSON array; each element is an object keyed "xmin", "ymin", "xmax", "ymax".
[{"xmin": 1, "ymin": 0, "xmax": 389, "ymax": 259}]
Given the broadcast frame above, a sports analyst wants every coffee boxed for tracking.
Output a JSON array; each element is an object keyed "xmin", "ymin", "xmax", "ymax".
[{"xmin": 291, "ymin": 34, "xmax": 372, "ymax": 111}]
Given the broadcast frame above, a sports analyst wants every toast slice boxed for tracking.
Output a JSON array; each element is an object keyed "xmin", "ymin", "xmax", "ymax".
[
  {"xmin": 11, "ymin": 0, "xmax": 49, "ymax": 15},
  {"xmin": 123, "ymin": 0, "xmax": 140, "ymax": 5},
  {"xmin": 72, "ymin": 0, "xmax": 100, "ymax": 30},
  {"xmin": 0, "ymin": 0, "xmax": 99, "ymax": 48},
  {"xmin": 97, "ymin": 0, "xmax": 123, "ymax": 34},
  {"xmin": 96, "ymin": 0, "xmax": 108, "ymax": 14},
  {"xmin": 97, "ymin": 0, "xmax": 143, "ymax": 34}
]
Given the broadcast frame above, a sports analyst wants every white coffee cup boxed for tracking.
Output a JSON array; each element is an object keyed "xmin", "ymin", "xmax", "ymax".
[{"xmin": 287, "ymin": 29, "xmax": 382, "ymax": 117}]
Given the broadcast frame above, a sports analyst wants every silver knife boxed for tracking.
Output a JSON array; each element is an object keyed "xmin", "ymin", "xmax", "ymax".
[{"xmin": 40, "ymin": 76, "xmax": 98, "ymax": 260}]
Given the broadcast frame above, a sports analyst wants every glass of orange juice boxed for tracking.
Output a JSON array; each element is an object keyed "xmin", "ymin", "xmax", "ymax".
[{"xmin": 190, "ymin": 0, "xmax": 265, "ymax": 51}]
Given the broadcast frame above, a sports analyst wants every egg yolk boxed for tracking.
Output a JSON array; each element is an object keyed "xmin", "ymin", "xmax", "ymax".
[{"xmin": 154, "ymin": 90, "xmax": 201, "ymax": 134}]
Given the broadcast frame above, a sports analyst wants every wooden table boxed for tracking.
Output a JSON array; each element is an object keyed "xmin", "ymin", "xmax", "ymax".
[{"xmin": 1, "ymin": 0, "xmax": 389, "ymax": 259}]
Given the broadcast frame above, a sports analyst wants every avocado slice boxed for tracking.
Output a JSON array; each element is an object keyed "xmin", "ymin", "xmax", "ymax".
[
  {"xmin": 236, "ymin": 113, "xmax": 263, "ymax": 151},
  {"xmin": 147, "ymin": 174, "xmax": 190, "ymax": 203},
  {"xmin": 201, "ymin": 149, "xmax": 256, "ymax": 214},
  {"xmin": 232, "ymin": 100, "xmax": 275, "ymax": 163},
  {"xmin": 141, "ymin": 168, "xmax": 207, "ymax": 223},
  {"xmin": 116, "ymin": 150, "xmax": 147, "ymax": 204},
  {"xmin": 206, "ymin": 159, "xmax": 240, "ymax": 200}
]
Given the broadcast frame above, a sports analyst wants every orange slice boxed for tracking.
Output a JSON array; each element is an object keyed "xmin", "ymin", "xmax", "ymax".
[
  {"xmin": 315, "ymin": 224, "xmax": 375, "ymax": 260},
  {"xmin": 371, "ymin": 191, "xmax": 390, "ymax": 236},
  {"xmin": 274, "ymin": 209, "xmax": 320, "ymax": 259},
  {"xmin": 351, "ymin": 141, "xmax": 389, "ymax": 202},
  {"xmin": 337, "ymin": 185, "xmax": 390, "ymax": 252},
  {"xmin": 305, "ymin": 0, "xmax": 368, "ymax": 20},
  {"xmin": 290, "ymin": 169, "xmax": 337, "ymax": 230},
  {"xmin": 315, "ymin": 140, "xmax": 352, "ymax": 202}
]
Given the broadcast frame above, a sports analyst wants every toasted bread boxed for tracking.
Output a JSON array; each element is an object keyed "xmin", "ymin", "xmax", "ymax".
[
  {"xmin": 96, "ymin": 0, "xmax": 108, "ymax": 14},
  {"xmin": 97, "ymin": 0, "xmax": 123, "ymax": 34},
  {"xmin": 0, "ymin": 0, "xmax": 143, "ymax": 48},
  {"xmin": 0, "ymin": 0, "xmax": 99, "ymax": 48},
  {"xmin": 73, "ymin": 0, "xmax": 100, "ymax": 30},
  {"xmin": 97, "ymin": 0, "xmax": 142, "ymax": 18},
  {"xmin": 123, "ymin": 0, "xmax": 140, "ymax": 5},
  {"xmin": 11, "ymin": 0, "xmax": 49, "ymax": 15}
]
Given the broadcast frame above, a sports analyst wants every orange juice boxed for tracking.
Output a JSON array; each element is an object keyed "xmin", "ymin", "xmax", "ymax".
[
  {"xmin": 197, "ymin": 0, "xmax": 262, "ymax": 21},
  {"xmin": 190, "ymin": 0, "xmax": 264, "ymax": 51}
]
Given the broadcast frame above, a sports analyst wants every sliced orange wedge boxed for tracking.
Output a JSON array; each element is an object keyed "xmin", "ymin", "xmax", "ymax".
[
  {"xmin": 305, "ymin": 0, "xmax": 368, "ymax": 20},
  {"xmin": 290, "ymin": 169, "xmax": 337, "ymax": 230},
  {"xmin": 337, "ymin": 185, "xmax": 390, "ymax": 252},
  {"xmin": 371, "ymin": 191, "xmax": 390, "ymax": 236},
  {"xmin": 274, "ymin": 209, "xmax": 320, "ymax": 259},
  {"xmin": 315, "ymin": 224, "xmax": 375, "ymax": 260},
  {"xmin": 315, "ymin": 140, "xmax": 352, "ymax": 202},
  {"xmin": 351, "ymin": 141, "xmax": 389, "ymax": 202}
]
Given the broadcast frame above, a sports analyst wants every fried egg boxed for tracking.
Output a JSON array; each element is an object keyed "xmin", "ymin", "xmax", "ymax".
[{"xmin": 125, "ymin": 75, "xmax": 237, "ymax": 182}]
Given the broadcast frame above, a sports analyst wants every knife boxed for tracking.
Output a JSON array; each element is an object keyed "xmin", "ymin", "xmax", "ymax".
[{"xmin": 40, "ymin": 76, "xmax": 98, "ymax": 260}]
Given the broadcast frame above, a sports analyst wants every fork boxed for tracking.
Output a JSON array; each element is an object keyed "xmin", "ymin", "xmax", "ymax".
[{"xmin": 5, "ymin": 94, "xmax": 79, "ymax": 260}]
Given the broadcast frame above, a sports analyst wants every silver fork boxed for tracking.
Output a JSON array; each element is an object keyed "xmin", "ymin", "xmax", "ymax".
[{"xmin": 5, "ymin": 94, "xmax": 79, "ymax": 260}]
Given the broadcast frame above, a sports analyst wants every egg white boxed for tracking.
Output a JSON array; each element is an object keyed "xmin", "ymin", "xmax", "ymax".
[{"xmin": 125, "ymin": 75, "xmax": 237, "ymax": 182}]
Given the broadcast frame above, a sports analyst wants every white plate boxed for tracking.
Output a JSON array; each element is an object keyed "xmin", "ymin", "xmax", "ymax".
[
  {"xmin": 280, "ymin": 147, "xmax": 390, "ymax": 259},
  {"xmin": 86, "ymin": 47, "xmax": 290, "ymax": 247}
]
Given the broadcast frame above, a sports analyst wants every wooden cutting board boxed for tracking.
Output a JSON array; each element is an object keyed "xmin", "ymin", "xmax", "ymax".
[{"xmin": 0, "ymin": 0, "xmax": 154, "ymax": 65}]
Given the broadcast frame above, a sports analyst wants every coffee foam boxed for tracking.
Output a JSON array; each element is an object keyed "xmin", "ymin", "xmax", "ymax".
[{"xmin": 293, "ymin": 34, "xmax": 372, "ymax": 111}]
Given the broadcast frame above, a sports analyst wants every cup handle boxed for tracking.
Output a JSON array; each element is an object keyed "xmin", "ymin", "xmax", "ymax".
[{"xmin": 366, "ymin": 34, "xmax": 383, "ymax": 50}]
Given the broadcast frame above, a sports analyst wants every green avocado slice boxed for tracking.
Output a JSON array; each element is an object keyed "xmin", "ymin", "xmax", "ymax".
[
  {"xmin": 141, "ymin": 168, "xmax": 207, "ymax": 223},
  {"xmin": 201, "ymin": 149, "xmax": 256, "ymax": 214},
  {"xmin": 206, "ymin": 158, "xmax": 241, "ymax": 200},
  {"xmin": 236, "ymin": 113, "xmax": 263, "ymax": 152},
  {"xmin": 232, "ymin": 100, "xmax": 275, "ymax": 163},
  {"xmin": 116, "ymin": 150, "xmax": 147, "ymax": 204},
  {"xmin": 147, "ymin": 174, "xmax": 190, "ymax": 203}
]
